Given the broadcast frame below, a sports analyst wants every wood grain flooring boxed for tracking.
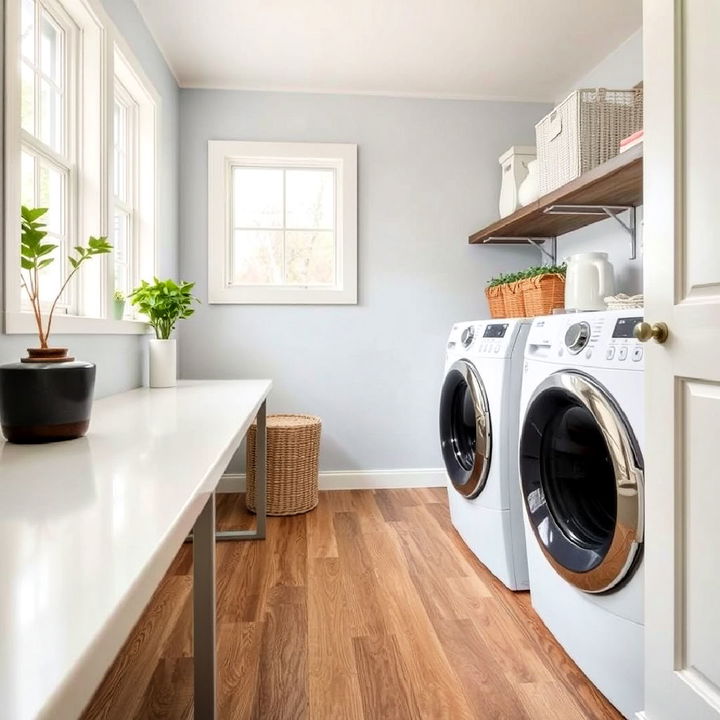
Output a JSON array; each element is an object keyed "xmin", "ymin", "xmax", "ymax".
[{"xmin": 81, "ymin": 489, "xmax": 623, "ymax": 720}]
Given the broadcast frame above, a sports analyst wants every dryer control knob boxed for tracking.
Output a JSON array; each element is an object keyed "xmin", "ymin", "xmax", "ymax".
[
  {"xmin": 461, "ymin": 326, "xmax": 476, "ymax": 348},
  {"xmin": 564, "ymin": 322, "xmax": 591, "ymax": 355}
]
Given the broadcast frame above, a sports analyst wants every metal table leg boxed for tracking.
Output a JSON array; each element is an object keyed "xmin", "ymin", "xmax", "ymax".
[
  {"xmin": 216, "ymin": 399, "xmax": 267, "ymax": 542},
  {"xmin": 185, "ymin": 400, "xmax": 267, "ymax": 544},
  {"xmin": 193, "ymin": 493, "xmax": 216, "ymax": 719}
]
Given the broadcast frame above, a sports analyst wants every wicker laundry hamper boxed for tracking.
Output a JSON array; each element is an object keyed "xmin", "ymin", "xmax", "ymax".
[{"xmin": 245, "ymin": 414, "xmax": 321, "ymax": 516}]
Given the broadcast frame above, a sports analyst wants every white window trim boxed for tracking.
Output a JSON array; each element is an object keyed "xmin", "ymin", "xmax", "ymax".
[
  {"xmin": 111, "ymin": 43, "xmax": 159, "ymax": 316},
  {"xmin": 20, "ymin": 0, "xmax": 78, "ymax": 312},
  {"xmin": 112, "ymin": 80, "xmax": 137, "ymax": 299},
  {"xmin": 208, "ymin": 140, "xmax": 358, "ymax": 305},
  {"xmin": 4, "ymin": 0, "xmax": 158, "ymax": 336},
  {"xmin": 4, "ymin": 311, "xmax": 148, "ymax": 334}
]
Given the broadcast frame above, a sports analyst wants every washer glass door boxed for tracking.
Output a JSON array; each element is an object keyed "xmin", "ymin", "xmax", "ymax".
[
  {"xmin": 519, "ymin": 371, "xmax": 644, "ymax": 593},
  {"xmin": 439, "ymin": 359, "xmax": 492, "ymax": 499}
]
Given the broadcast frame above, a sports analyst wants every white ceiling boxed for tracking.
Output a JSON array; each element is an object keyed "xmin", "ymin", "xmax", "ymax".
[{"xmin": 135, "ymin": 0, "xmax": 641, "ymax": 101}]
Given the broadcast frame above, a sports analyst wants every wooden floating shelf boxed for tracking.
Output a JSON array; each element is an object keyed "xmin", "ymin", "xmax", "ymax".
[{"xmin": 469, "ymin": 144, "xmax": 643, "ymax": 245}]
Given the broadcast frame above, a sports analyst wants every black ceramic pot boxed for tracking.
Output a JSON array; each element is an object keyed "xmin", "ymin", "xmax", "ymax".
[{"xmin": 0, "ymin": 349, "xmax": 96, "ymax": 443}]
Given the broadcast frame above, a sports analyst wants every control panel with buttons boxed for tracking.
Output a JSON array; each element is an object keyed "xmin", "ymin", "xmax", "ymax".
[
  {"xmin": 525, "ymin": 310, "xmax": 645, "ymax": 370},
  {"xmin": 446, "ymin": 320, "xmax": 529, "ymax": 360}
]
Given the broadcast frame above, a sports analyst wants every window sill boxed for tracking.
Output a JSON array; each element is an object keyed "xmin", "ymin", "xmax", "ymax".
[
  {"xmin": 209, "ymin": 285, "xmax": 358, "ymax": 305},
  {"xmin": 4, "ymin": 312, "xmax": 149, "ymax": 336}
]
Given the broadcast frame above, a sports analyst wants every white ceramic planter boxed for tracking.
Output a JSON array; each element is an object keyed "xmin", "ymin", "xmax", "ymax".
[
  {"xmin": 149, "ymin": 338, "xmax": 177, "ymax": 388},
  {"xmin": 518, "ymin": 159, "xmax": 540, "ymax": 206}
]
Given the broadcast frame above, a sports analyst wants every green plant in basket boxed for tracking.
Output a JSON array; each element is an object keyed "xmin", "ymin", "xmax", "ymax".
[
  {"xmin": 521, "ymin": 263, "xmax": 567, "ymax": 317},
  {"xmin": 523, "ymin": 263, "xmax": 567, "ymax": 279},
  {"xmin": 486, "ymin": 273, "xmax": 507, "ymax": 287}
]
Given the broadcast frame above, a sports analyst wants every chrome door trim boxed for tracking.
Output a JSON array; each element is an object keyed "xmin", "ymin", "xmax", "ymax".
[
  {"xmin": 523, "ymin": 371, "xmax": 644, "ymax": 593},
  {"xmin": 443, "ymin": 359, "xmax": 492, "ymax": 499}
]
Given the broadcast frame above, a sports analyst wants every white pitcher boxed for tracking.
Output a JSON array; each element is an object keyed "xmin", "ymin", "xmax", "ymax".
[{"xmin": 564, "ymin": 252, "xmax": 615, "ymax": 311}]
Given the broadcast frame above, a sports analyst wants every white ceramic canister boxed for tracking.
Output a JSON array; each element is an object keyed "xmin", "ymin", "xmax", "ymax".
[
  {"xmin": 517, "ymin": 159, "xmax": 540, "ymax": 206},
  {"xmin": 564, "ymin": 252, "xmax": 616, "ymax": 311},
  {"xmin": 149, "ymin": 338, "xmax": 177, "ymax": 388}
]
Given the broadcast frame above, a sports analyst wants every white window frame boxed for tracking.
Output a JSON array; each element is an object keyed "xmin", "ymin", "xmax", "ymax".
[
  {"xmin": 111, "ymin": 44, "xmax": 158, "ymax": 315},
  {"xmin": 112, "ymin": 81, "xmax": 137, "ymax": 299},
  {"xmin": 19, "ymin": 0, "xmax": 78, "ymax": 313},
  {"xmin": 208, "ymin": 141, "xmax": 358, "ymax": 305},
  {"xmin": 4, "ymin": 0, "xmax": 158, "ymax": 335}
]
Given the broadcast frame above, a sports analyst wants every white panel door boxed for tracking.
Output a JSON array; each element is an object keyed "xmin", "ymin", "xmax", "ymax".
[{"xmin": 643, "ymin": 0, "xmax": 720, "ymax": 718}]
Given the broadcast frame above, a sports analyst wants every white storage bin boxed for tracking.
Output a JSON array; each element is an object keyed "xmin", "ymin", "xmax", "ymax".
[
  {"xmin": 497, "ymin": 145, "xmax": 536, "ymax": 218},
  {"xmin": 535, "ymin": 88, "xmax": 643, "ymax": 194}
]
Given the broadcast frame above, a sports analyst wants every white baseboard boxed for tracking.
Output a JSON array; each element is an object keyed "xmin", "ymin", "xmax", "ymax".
[{"xmin": 217, "ymin": 468, "xmax": 446, "ymax": 493}]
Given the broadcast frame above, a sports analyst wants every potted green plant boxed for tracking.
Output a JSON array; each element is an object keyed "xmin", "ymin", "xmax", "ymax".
[
  {"xmin": 0, "ymin": 206, "xmax": 112, "ymax": 442},
  {"xmin": 112, "ymin": 290, "xmax": 126, "ymax": 320},
  {"xmin": 128, "ymin": 278, "xmax": 199, "ymax": 387}
]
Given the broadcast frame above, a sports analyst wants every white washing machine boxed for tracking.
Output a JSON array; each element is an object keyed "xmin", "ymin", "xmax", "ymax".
[
  {"xmin": 518, "ymin": 310, "xmax": 645, "ymax": 719},
  {"xmin": 439, "ymin": 318, "xmax": 530, "ymax": 591}
]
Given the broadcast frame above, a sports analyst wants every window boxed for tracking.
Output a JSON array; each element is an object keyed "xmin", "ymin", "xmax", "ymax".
[
  {"xmin": 208, "ymin": 141, "xmax": 357, "ymax": 304},
  {"xmin": 19, "ymin": 0, "xmax": 76, "ymax": 310},
  {"xmin": 5, "ymin": 0, "xmax": 158, "ymax": 334},
  {"xmin": 112, "ymin": 83, "xmax": 136, "ymax": 298},
  {"xmin": 112, "ymin": 47, "xmax": 156, "ymax": 309}
]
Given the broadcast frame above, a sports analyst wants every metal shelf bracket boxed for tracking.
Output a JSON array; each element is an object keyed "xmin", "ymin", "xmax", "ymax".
[
  {"xmin": 484, "ymin": 236, "xmax": 557, "ymax": 265},
  {"xmin": 543, "ymin": 205, "xmax": 638, "ymax": 260}
]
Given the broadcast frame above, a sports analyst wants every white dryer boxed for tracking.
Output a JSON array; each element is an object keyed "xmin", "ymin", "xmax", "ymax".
[
  {"xmin": 518, "ymin": 310, "xmax": 645, "ymax": 719},
  {"xmin": 439, "ymin": 318, "xmax": 530, "ymax": 591}
]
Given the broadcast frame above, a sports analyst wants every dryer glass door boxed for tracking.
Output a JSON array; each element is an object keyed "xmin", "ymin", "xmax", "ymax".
[
  {"xmin": 439, "ymin": 359, "xmax": 492, "ymax": 499},
  {"xmin": 519, "ymin": 371, "xmax": 644, "ymax": 593}
]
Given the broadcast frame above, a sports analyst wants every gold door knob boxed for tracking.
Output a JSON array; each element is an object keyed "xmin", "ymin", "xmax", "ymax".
[{"xmin": 634, "ymin": 321, "xmax": 669, "ymax": 344}]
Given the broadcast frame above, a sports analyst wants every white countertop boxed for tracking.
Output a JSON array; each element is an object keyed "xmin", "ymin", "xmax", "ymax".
[{"xmin": 0, "ymin": 379, "xmax": 271, "ymax": 720}]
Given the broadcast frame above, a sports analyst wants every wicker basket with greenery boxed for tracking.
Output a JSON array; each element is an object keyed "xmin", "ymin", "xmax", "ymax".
[
  {"xmin": 485, "ymin": 276, "xmax": 507, "ymax": 319},
  {"xmin": 520, "ymin": 264, "xmax": 567, "ymax": 317},
  {"xmin": 502, "ymin": 272, "xmax": 527, "ymax": 317}
]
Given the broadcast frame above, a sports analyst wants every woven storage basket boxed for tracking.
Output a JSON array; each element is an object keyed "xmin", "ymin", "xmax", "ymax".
[
  {"xmin": 503, "ymin": 281, "xmax": 526, "ymax": 318},
  {"xmin": 485, "ymin": 285, "xmax": 506, "ymax": 319},
  {"xmin": 536, "ymin": 87, "xmax": 643, "ymax": 194},
  {"xmin": 522, "ymin": 273, "xmax": 566, "ymax": 317},
  {"xmin": 246, "ymin": 414, "xmax": 321, "ymax": 516}
]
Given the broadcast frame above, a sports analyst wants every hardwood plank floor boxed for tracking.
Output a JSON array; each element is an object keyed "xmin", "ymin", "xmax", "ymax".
[{"xmin": 81, "ymin": 489, "xmax": 623, "ymax": 720}]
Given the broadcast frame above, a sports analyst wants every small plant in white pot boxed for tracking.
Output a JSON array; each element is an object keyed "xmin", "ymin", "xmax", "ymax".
[{"xmin": 128, "ymin": 278, "xmax": 199, "ymax": 388}]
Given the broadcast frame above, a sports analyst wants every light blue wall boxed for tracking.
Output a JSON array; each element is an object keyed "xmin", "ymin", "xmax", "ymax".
[
  {"xmin": 100, "ymin": 0, "xmax": 179, "ymax": 279},
  {"xmin": 178, "ymin": 89, "xmax": 549, "ymax": 471},
  {"xmin": 556, "ymin": 30, "xmax": 644, "ymax": 295},
  {"xmin": 0, "ymin": 0, "xmax": 179, "ymax": 397}
]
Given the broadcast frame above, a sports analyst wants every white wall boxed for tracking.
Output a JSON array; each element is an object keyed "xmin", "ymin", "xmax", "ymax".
[
  {"xmin": 556, "ymin": 29, "xmax": 644, "ymax": 295},
  {"xmin": 0, "ymin": 0, "xmax": 179, "ymax": 397},
  {"xmin": 556, "ymin": 30, "xmax": 643, "ymax": 104},
  {"xmin": 178, "ymin": 90, "xmax": 548, "ymax": 471}
]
